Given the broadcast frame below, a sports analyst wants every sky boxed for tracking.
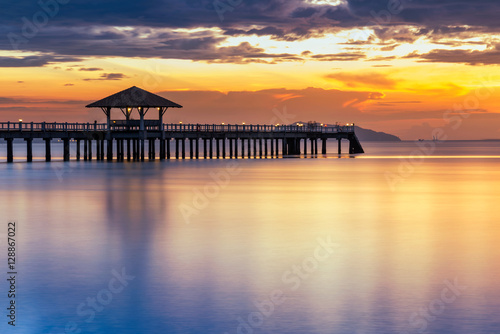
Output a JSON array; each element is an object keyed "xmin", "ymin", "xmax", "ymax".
[{"xmin": 1, "ymin": 0, "xmax": 500, "ymax": 139}]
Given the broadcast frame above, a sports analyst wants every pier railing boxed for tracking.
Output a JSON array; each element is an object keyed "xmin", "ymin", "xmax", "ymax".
[{"xmin": 0, "ymin": 122, "xmax": 355, "ymax": 133}]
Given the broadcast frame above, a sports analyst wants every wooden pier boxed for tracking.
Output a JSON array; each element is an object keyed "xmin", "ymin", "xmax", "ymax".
[
  {"xmin": 0, "ymin": 86, "xmax": 364, "ymax": 162},
  {"xmin": 0, "ymin": 122, "xmax": 363, "ymax": 162}
]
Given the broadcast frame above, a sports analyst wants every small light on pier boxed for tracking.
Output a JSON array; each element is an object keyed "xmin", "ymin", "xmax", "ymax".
[
  {"xmin": 179, "ymin": 121, "xmax": 183, "ymax": 124},
  {"xmin": 222, "ymin": 122, "xmax": 225, "ymax": 125},
  {"xmin": 242, "ymin": 122, "xmax": 245, "ymax": 125},
  {"xmin": 19, "ymin": 119, "xmax": 23, "ymax": 122}
]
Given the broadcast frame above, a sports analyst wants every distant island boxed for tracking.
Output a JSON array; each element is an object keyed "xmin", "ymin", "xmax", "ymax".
[{"xmin": 353, "ymin": 126, "xmax": 401, "ymax": 142}]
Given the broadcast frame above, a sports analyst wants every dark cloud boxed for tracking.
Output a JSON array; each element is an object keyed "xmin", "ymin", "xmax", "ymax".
[
  {"xmin": 2, "ymin": 0, "xmax": 500, "ymax": 64},
  {"xmin": 312, "ymin": 52, "xmax": 366, "ymax": 61},
  {"xmin": 83, "ymin": 73, "xmax": 129, "ymax": 81},
  {"xmin": 414, "ymin": 46, "xmax": 500, "ymax": 65},
  {"xmin": 0, "ymin": 55, "xmax": 79, "ymax": 67},
  {"xmin": 78, "ymin": 67, "xmax": 103, "ymax": 71}
]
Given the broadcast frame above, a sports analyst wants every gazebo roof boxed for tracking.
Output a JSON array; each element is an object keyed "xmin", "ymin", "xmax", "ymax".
[{"xmin": 85, "ymin": 86, "xmax": 182, "ymax": 109}]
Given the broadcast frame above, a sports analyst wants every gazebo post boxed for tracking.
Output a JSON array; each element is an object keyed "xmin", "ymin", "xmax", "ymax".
[
  {"xmin": 138, "ymin": 107, "xmax": 146, "ymax": 161},
  {"xmin": 159, "ymin": 107, "xmax": 166, "ymax": 160}
]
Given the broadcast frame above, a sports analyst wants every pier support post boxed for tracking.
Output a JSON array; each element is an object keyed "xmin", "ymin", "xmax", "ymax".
[
  {"xmin": 222, "ymin": 138, "xmax": 226, "ymax": 159},
  {"xmin": 189, "ymin": 139, "xmax": 194, "ymax": 159},
  {"xmin": 118, "ymin": 140, "xmax": 122, "ymax": 161},
  {"xmin": 259, "ymin": 138, "xmax": 263, "ymax": 158},
  {"xmin": 203, "ymin": 139, "xmax": 207, "ymax": 159},
  {"xmin": 275, "ymin": 139, "xmax": 279, "ymax": 157},
  {"xmin": 338, "ymin": 138, "xmax": 341, "ymax": 154},
  {"xmin": 151, "ymin": 139, "xmax": 155, "ymax": 160},
  {"xmin": 253, "ymin": 138, "xmax": 257, "ymax": 158},
  {"xmin": 270, "ymin": 138, "xmax": 274, "ymax": 157},
  {"xmin": 322, "ymin": 138, "xmax": 327, "ymax": 154},
  {"xmin": 247, "ymin": 138, "xmax": 251, "ymax": 158},
  {"xmin": 175, "ymin": 139, "xmax": 180, "ymax": 159},
  {"xmin": 89, "ymin": 140, "xmax": 93, "ymax": 160},
  {"xmin": 101, "ymin": 139, "xmax": 104, "ymax": 160},
  {"xmin": 107, "ymin": 139, "xmax": 113, "ymax": 161},
  {"xmin": 140, "ymin": 139, "xmax": 145, "ymax": 161},
  {"xmin": 196, "ymin": 138, "xmax": 199, "ymax": 159},
  {"xmin": 229, "ymin": 139, "xmax": 233, "ymax": 159},
  {"xmin": 182, "ymin": 139, "xmax": 185, "ymax": 159},
  {"xmin": 234, "ymin": 138, "xmax": 238, "ymax": 159},
  {"xmin": 63, "ymin": 138, "xmax": 70, "ymax": 161},
  {"xmin": 96, "ymin": 139, "xmax": 101, "ymax": 160},
  {"xmin": 310, "ymin": 138, "xmax": 314, "ymax": 155},
  {"xmin": 127, "ymin": 139, "xmax": 131, "ymax": 161},
  {"xmin": 44, "ymin": 138, "xmax": 52, "ymax": 162},
  {"xmin": 282, "ymin": 139, "xmax": 287, "ymax": 156},
  {"xmin": 216, "ymin": 139, "xmax": 220, "ymax": 159},
  {"xmin": 304, "ymin": 138, "xmax": 307, "ymax": 156},
  {"xmin": 25, "ymin": 138, "xmax": 33, "ymax": 162},
  {"xmin": 241, "ymin": 139, "xmax": 245, "ymax": 158},
  {"xmin": 132, "ymin": 139, "xmax": 137, "ymax": 160},
  {"xmin": 210, "ymin": 139, "xmax": 213, "ymax": 159},
  {"xmin": 166, "ymin": 139, "xmax": 171, "ymax": 159},
  {"xmin": 84, "ymin": 140, "xmax": 88, "ymax": 161},
  {"xmin": 121, "ymin": 139, "xmax": 126, "ymax": 161},
  {"xmin": 264, "ymin": 139, "xmax": 268, "ymax": 158},
  {"xmin": 106, "ymin": 138, "xmax": 113, "ymax": 161},
  {"xmin": 76, "ymin": 139, "xmax": 81, "ymax": 161},
  {"xmin": 6, "ymin": 138, "xmax": 13, "ymax": 163},
  {"xmin": 159, "ymin": 139, "xmax": 165, "ymax": 160}
]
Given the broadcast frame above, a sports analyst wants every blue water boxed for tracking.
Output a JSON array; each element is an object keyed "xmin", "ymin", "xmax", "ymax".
[{"xmin": 0, "ymin": 141, "xmax": 499, "ymax": 334}]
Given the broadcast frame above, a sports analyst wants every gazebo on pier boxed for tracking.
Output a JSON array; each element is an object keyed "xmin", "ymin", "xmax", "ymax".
[
  {"xmin": 86, "ymin": 86, "xmax": 183, "ymax": 131},
  {"xmin": 86, "ymin": 86, "xmax": 182, "ymax": 161}
]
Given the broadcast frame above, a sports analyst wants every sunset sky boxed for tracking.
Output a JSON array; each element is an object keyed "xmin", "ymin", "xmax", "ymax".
[{"xmin": 2, "ymin": 0, "xmax": 500, "ymax": 139}]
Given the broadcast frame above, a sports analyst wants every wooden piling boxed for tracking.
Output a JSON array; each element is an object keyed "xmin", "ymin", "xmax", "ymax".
[
  {"xmin": 216, "ymin": 139, "xmax": 220, "ymax": 159},
  {"xmin": 96, "ymin": 139, "xmax": 101, "ymax": 160},
  {"xmin": 222, "ymin": 138, "xmax": 226, "ymax": 159},
  {"xmin": 247, "ymin": 138, "xmax": 251, "ymax": 158},
  {"xmin": 182, "ymin": 139, "xmax": 185, "ymax": 159},
  {"xmin": 26, "ymin": 138, "xmax": 33, "ymax": 162},
  {"xmin": 203, "ymin": 139, "xmax": 207, "ymax": 159},
  {"xmin": 45, "ymin": 138, "xmax": 52, "ymax": 162},
  {"xmin": 189, "ymin": 139, "xmax": 194, "ymax": 159},
  {"xmin": 76, "ymin": 139, "xmax": 81, "ymax": 161},
  {"xmin": 6, "ymin": 139, "xmax": 13, "ymax": 163},
  {"xmin": 234, "ymin": 138, "xmax": 238, "ymax": 159},
  {"xmin": 166, "ymin": 139, "xmax": 171, "ymax": 159},
  {"xmin": 107, "ymin": 139, "xmax": 113, "ymax": 161},
  {"xmin": 210, "ymin": 139, "xmax": 213, "ymax": 159},
  {"xmin": 175, "ymin": 139, "xmax": 180, "ymax": 159},
  {"xmin": 195, "ymin": 138, "xmax": 199, "ymax": 159},
  {"xmin": 63, "ymin": 139, "xmax": 70, "ymax": 161}
]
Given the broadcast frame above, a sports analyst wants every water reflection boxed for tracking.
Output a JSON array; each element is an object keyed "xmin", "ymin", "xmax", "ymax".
[{"xmin": 0, "ymin": 144, "xmax": 499, "ymax": 333}]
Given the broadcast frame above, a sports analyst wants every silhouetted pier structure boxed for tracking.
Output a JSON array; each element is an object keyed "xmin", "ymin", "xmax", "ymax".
[{"xmin": 0, "ymin": 87, "xmax": 364, "ymax": 163}]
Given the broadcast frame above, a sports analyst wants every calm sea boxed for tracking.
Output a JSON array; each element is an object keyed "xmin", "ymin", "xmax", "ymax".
[{"xmin": 0, "ymin": 141, "xmax": 499, "ymax": 334}]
